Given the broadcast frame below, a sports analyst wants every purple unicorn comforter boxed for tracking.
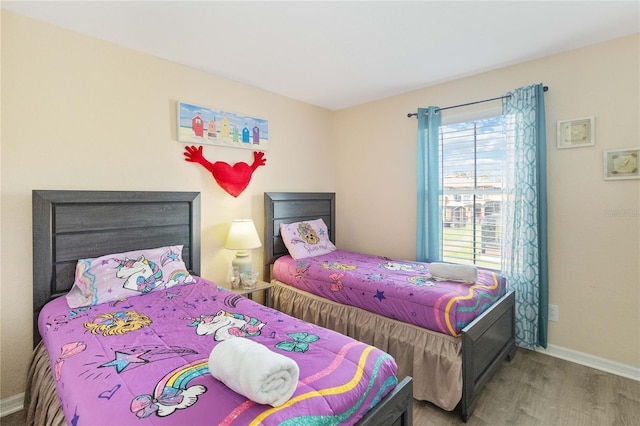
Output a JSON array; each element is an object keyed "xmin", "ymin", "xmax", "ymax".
[
  {"xmin": 272, "ymin": 250, "xmax": 506, "ymax": 337},
  {"xmin": 38, "ymin": 277, "xmax": 398, "ymax": 425}
]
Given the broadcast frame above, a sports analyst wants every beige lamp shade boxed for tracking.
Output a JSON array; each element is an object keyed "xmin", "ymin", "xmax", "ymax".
[
  {"xmin": 224, "ymin": 219, "xmax": 262, "ymax": 250},
  {"xmin": 225, "ymin": 219, "xmax": 262, "ymax": 275}
]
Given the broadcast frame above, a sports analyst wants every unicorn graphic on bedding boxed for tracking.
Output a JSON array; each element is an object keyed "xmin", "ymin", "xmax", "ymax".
[
  {"xmin": 131, "ymin": 360, "xmax": 208, "ymax": 419},
  {"xmin": 113, "ymin": 256, "xmax": 164, "ymax": 293},
  {"xmin": 112, "ymin": 256, "xmax": 194, "ymax": 294},
  {"xmin": 379, "ymin": 261, "xmax": 426, "ymax": 272},
  {"xmin": 187, "ymin": 310, "xmax": 265, "ymax": 341}
]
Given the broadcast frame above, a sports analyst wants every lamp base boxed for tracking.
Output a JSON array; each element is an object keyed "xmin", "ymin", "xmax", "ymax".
[{"xmin": 232, "ymin": 250, "xmax": 253, "ymax": 275}]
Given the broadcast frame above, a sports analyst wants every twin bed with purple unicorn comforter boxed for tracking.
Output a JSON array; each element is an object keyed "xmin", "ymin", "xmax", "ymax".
[
  {"xmin": 273, "ymin": 250, "xmax": 506, "ymax": 337},
  {"xmin": 37, "ymin": 277, "xmax": 399, "ymax": 425},
  {"xmin": 263, "ymin": 192, "xmax": 516, "ymax": 421}
]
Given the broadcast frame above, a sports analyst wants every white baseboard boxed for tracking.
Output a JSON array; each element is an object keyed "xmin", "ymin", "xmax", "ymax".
[
  {"xmin": 539, "ymin": 344, "xmax": 640, "ymax": 381},
  {"xmin": 0, "ymin": 392, "xmax": 24, "ymax": 418}
]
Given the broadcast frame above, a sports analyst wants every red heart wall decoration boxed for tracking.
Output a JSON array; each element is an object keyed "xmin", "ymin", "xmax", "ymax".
[{"xmin": 184, "ymin": 146, "xmax": 266, "ymax": 197}]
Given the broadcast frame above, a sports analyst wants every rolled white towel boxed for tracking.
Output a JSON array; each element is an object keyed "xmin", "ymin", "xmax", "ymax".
[
  {"xmin": 429, "ymin": 262, "xmax": 478, "ymax": 283},
  {"xmin": 208, "ymin": 337, "xmax": 299, "ymax": 407}
]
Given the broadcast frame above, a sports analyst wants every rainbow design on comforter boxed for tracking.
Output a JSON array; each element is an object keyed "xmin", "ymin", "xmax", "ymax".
[
  {"xmin": 38, "ymin": 277, "xmax": 397, "ymax": 425},
  {"xmin": 273, "ymin": 250, "xmax": 506, "ymax": 336}
]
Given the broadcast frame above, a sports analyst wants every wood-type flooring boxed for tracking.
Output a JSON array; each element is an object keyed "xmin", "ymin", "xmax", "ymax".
[{"xmin": 413, "ymin": 348, "xmax": 640, "ymax": 425}]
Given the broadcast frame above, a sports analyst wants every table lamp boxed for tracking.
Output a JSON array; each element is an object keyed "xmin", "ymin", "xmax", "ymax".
[{"xmin": 224, "ymin": 219, "xmax": 262, "ymax": 274}]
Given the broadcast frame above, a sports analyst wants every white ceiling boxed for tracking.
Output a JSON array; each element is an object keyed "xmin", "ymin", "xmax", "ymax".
[{"xmin": 3, "ymin": 1, "xmax": 639, "ymax": 110}]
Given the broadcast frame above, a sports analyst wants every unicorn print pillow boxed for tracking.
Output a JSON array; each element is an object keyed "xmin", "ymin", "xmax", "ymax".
[{"xmin": 65, "ymin": 245, "xmax": 195, "ymax": 308}]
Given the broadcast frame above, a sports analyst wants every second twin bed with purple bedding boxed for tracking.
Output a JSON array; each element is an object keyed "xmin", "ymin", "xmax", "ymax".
[
  {"xmin": 264, "ymin": 191, "xmax": 517, "ymax": 421},
  {"xmin": 273, "ymin": 249, "xmax": 506, "ymax": 337}
]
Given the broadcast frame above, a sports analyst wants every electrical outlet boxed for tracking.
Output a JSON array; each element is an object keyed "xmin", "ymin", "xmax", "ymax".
[{"xmin": 548, "ymin": 304, "xmax": 559, "ymax": 322}]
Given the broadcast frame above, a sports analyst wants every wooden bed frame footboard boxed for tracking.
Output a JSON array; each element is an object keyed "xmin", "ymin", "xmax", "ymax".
[
  {"xmin": 265, "ymin": 191, "xmax": 517, "ymax": 422},
  {"xmin": 359, "ymin": 377, "xmax": 413, "ymax": 426},
  {"xmin": 460, "ymin": 290, "xmax": 516, "ymax": 421}
]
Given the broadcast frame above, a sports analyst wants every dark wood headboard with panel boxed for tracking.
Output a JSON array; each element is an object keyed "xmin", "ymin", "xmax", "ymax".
[
  {"xmin": 263, "ymin": 192, "xmax": 335, "ymax": 279},
  {"xmin": 32, "ymin": 190, "xmax": 201, "ymax": 346}
]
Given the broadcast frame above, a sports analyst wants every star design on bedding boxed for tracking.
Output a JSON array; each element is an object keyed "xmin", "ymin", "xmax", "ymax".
[
  {"xmin": 100, "ymin": 350, "xmax": 150, "ymax": 373},
  {"xmin": 160, "ymin": 249, "xmax": 180, "ymax": 266},
  {"xmin": 70, "ymin": 408, "xmax": 80, "ymax": 426},
  {"xmin": 374, "ymin": 290, "xmax": 386, "ymax": 302},
  {"xmin": 367, "ymin": 273, "xmax": 383, "ymax": 281}
]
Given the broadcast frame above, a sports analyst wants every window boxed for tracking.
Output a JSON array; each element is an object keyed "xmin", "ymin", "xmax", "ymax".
[{"xmin": 439, "ymin": 115, "xmax": 509, "ymax": 269}]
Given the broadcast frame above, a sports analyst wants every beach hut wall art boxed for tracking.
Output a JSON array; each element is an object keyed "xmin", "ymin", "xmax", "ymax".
[{"xmin": 177, "ymin": 101, "xmax": 269, "ymax": 151}]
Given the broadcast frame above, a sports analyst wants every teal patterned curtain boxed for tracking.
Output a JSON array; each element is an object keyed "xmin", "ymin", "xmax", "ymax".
[
  {"xmin": 501, "ymin": 83, "xmax": 549, "ymax": 349},
  {"xmin": 416, "ymin": 107, "xmax": 442, "ymax": 262}
]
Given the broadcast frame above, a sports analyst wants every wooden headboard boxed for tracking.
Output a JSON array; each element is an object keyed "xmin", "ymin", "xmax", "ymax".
[
  {"xmin": 263, "ymin": 192, "xmax": 335, "ymax": 279},
  {"xmin": 32, "ymin": 190, "xmax": 201, "ymax": 346}
]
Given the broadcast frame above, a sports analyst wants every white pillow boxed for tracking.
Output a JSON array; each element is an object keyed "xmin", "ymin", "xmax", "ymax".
[{"xmin": 429, "ymin": 262, "xmax": 478, "ymax": 284}]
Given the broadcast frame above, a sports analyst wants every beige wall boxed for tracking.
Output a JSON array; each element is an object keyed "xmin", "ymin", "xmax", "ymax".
[
  {"xmin": 1, "ymin": 11, "xmax": 638, "ymax": 401},
  {"xmin": 334, "ymin": 34, "xmax": 640, "ymax": 369},
  {"xmin": 0, "ymin": 11, "xmax": 335, "ymax": 399}
]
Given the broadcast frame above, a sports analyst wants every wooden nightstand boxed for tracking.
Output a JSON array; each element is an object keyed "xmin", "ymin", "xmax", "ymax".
[{"xmin": 231, "ymin": 280, "xmax": 274, "ymax": 308}]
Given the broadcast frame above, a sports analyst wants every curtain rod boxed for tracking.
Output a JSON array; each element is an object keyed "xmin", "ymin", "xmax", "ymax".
[{"xmin": 407, "ymin": 85, "xmax": 549, "ymax": 118}]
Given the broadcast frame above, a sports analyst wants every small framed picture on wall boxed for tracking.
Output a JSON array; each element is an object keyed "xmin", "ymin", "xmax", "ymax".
[
  {"xmin": 603, "ymin": 148, "xmax": 640, "ymax": 180},
  {"xmin": 557, "ymin": 117, "xmax": 594, "ymax": 149}
]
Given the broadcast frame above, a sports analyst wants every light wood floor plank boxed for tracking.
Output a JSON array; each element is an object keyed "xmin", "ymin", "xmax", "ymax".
[{"xmin": 413, "ymin": 348, "xmax": 640, "ymax": 425}]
